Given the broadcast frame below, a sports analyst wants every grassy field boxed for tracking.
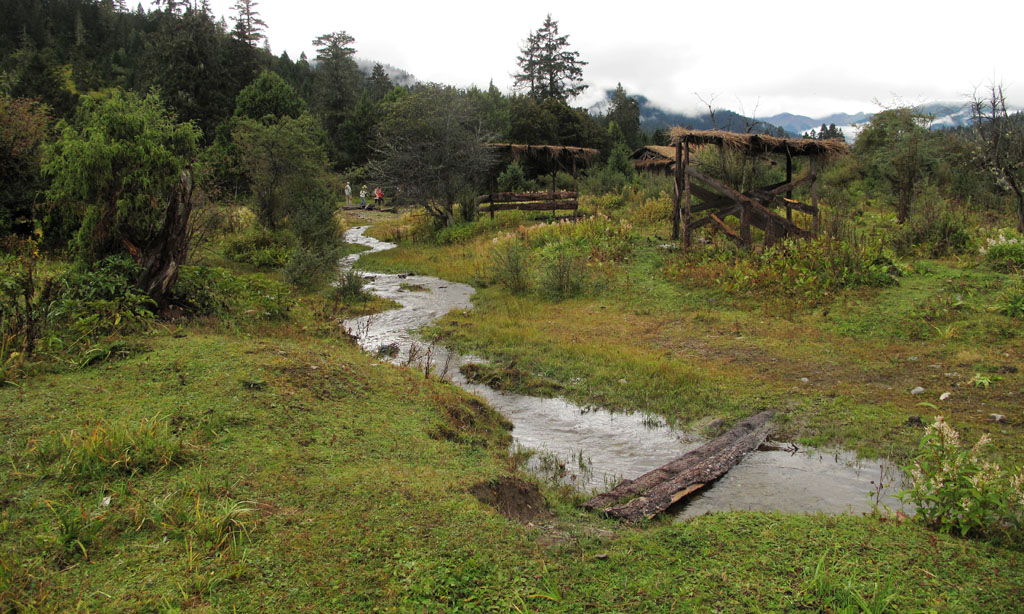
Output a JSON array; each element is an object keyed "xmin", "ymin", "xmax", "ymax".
[{"xmin": 2, "ymin": 209, "xmax": 1022, "ymax": 612}]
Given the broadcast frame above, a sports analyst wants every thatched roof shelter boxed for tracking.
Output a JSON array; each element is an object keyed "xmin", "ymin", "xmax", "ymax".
[
  {"xmin": 669, "ymin": 129, "xmax": 848, "ymax": 158},
  {"xmin": 630, "ymin": 145, "xmax": 678, "ymax": 172},
  {"xmin": 485, "ymin": 143, "xmax": 599, "ymax": 167}
]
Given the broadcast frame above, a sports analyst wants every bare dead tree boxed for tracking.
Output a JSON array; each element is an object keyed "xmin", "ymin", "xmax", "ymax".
[{"xmin": 970, "ymin": 83, "xmax": 1024, "ymax": 233}]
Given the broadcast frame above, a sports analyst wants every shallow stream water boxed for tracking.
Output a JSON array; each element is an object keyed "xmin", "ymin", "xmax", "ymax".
[{"xmin": 341, "ymin": 226, "xmax": 907, "ymax": 518}]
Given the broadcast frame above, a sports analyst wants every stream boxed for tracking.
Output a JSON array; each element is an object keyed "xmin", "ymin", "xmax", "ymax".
[{"xmin": 341, "ymin": 226, "xmax": 907, "ymax": 519}]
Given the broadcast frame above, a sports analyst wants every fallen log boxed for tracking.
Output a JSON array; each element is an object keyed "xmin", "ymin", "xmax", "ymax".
[{"xmin": 584, "ymin": 410, "xmax": 774, "ymax": 521}]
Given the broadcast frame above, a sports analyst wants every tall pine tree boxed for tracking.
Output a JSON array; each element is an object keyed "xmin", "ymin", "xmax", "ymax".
[{"xmin": 513, "ymin": 14, "xmax": 587, "ymax": 102}]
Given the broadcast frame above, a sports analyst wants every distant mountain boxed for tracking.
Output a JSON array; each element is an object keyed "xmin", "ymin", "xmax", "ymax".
[
  {"xmin": 764, "ymin": 111, "xmax": 872, "ymax": 135},
  {"xmin": 627, "ymin": 94, "xmax": 786, "ymax": 135}
]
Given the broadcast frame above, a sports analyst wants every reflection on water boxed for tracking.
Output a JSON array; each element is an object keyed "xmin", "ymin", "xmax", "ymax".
[{"xmin": 341, "ymin": 226, "xmax": 908, "ymax": 517}]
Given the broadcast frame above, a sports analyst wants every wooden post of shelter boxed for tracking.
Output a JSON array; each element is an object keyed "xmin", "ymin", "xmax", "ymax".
[
  {"xmin": 810, "ymin": 155, "xmax": 820, "ymax": 235},
  {"xmin": 672, "ymin": 142, "xmax": 682, "ymax": 241},
  {"xmin": 785, "ymin": 148, "xmax": 793, "ymax": 222},
  {"xmin": 683, "ymin": 142, "xmax": 692, "ymax": 249}
]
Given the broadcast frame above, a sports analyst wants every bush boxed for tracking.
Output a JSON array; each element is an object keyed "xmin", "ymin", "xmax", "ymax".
[
  {"xmin": 284, "ymin": 245, "xmax": 339, "ymax": 289},
  {"xmin": 685, "ymin": 231, "xmax": 898, "ymax": 303},
  {"xmin": 537, "ymin": 239, "xmax": 587, "ymax": 300},
  {"xmin": 172, "ymin": 266, "xmax": 291, "ymax": 321},
  {"xmin": 901, "ymin": 416, "xmax": 1023, "ymax": 541},
  {"xmin": 996, "ymin": 280, "xmax": 1024, "ymax": 319},
  {"xmin": 980, "ymin": 232, "xmax": 1024, "ymax": 273},
  {"xmin": 2, "ymin": 244, "xmax": 156, "ymax": 378},
  {"xmin": 892, "ymin": 196, "xmax": 976, "ymax": 257},
  {"xmin": 490, "ymin": 238, "xmax": 531, "ymax": 294},
  {"xmin": 224, "ymin": 227, "xmax": 294, "ymax": 269},
  {"xmin": 332, "ymin": 269, "xmax": 368, "ymax": 304}
]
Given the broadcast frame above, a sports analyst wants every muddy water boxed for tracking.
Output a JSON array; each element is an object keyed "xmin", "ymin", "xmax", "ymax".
[{"xmin": 342, "ymin": 226, "xmax": 907, "ymax": 518}]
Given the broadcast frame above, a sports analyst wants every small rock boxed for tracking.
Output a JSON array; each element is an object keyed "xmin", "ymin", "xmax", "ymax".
[
  {"xmin": 905, "ymin": 416, "xmax": 924, "ymax": 427},
  {"xmin": 944, "ymin": 372, "xmax": 960, "ymax": 378},
  {"xmin": 595, "ymin": 553, "xmax": 609, "ymax": 560},
  {"xmin": 101, "ymin": 496, "xmax": 112, "ymax": 507},
  {"xmin": 908, "ymin": 356, "xmax": 919, "ymax": 362},
  {"xmin": 618, "ymin": 378, "xmax": 628, "ymax": 385},
  {"xmin": 990, "ymin": 414, "xmax": 1007, "ymax": 424},
  {"xmin": 910, "ymin": 387, "xmax": 925, "ymax": 395},
  {"xmin": 799, "ymin": 377, "xmax": 810, "ymax": 383},
  {"xmin": 376, "ymin": 343, "xmax": 400, "ymax": 358},
  {"xmin": 927, "ymin": 364, "xmax": 942, "ymax": 369},
  {"xmin": 939, "ymin": 392, "xmax": 952, "ymax": 401}
]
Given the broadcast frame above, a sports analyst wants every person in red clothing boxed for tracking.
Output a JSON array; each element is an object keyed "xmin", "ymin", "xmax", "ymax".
[{"xmin": 374, "ymin": 186, "xmax": 384, "ymax": 208}]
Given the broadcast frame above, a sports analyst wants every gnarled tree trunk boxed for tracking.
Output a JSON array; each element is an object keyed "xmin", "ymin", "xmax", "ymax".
[{"xmin": 136, "ymin": 168, "xmax": 195, "ymax": 312}]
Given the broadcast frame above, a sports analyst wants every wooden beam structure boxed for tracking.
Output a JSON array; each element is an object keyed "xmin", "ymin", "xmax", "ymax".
[{"xmin": 668, "ymin": 129, "xmax": 847, "ymax": 250}]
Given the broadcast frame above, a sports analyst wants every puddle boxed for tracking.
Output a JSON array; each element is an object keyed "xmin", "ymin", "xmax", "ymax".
[{"xmin": 341, "ymin": 226, "xmax": 908, "ymax": 517}]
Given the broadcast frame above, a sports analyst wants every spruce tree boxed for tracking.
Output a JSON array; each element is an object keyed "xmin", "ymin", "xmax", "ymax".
[
  {"xmin": 513, "ymin": 14, "xmax": 587, "ymax": 102},
  {"xmin": 231, "ymin": 0, "xmax": 266, "ymax": 47}
]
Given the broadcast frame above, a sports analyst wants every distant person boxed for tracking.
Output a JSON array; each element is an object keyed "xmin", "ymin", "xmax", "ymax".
[
  {"xmin": 359, "ymin": 185, "xmax": 368, "ymax": 209},
  {"xmin": 374, "ymin": 186, "xmax": 384, "ymax": 208},
  {"xmin": 344, "ymin": 181, "xmax": 352, "ymax": 206}
]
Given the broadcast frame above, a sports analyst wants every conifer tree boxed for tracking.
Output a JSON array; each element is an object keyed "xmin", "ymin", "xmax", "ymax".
[
  {"xmin": 513, "ymin": 14, "xmax": 587, "ymax": 102},
  {"xmin": 231, "ymin": 0, "xmax": 266, "ymax": 47}
]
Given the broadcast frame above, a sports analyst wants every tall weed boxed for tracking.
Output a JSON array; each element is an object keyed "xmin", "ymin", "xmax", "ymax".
[
  {"xmin": 980, "ymin": 232, "xmax": 1024, "ymax": 272},
  {"xmin": 900, "ymin": 416, "xmax": 1023, "ymax": 541}
]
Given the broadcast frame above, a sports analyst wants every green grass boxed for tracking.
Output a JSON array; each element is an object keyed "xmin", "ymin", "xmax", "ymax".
[
  {"xmin": 2, "ymin": 322, "xmax": 1021, "ymax": 611},
  {"xmin": 2, "ymin": 210, "xmax": 1022, "ymax": 611},
  {"xmin": 365, "ymin": 218, "xmax": 1023, "ymax": 468}
]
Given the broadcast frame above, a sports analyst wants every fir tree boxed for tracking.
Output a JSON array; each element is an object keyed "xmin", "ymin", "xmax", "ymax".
[{"xmin": 513, "ymin": 14, "xmax": 587, "ymax": 102}]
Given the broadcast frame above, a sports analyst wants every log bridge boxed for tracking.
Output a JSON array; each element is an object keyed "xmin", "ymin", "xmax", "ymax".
[
  {"xmin": 584, "ymin": 410, "xmax": 774, "ymax": 522},
  {"xmin": 477, "ymin": 190, "xmax": 580, "ymax": 219}
]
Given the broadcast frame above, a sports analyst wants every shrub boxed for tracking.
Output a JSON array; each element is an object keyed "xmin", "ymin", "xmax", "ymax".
[
  {"xmin": 172, "ymin": 266, "xmax": 291, "ymax": 321},
  {"xmin": 537, "ymin": 239, "xmax": 587, "ymax": 300},
  {"xmin": 490, "ymin": 238, "xmax": 531, "ymax": 294},
  {"xmin": 284, "ymin": 244, "xmax": 338, "ymax": 289},
  {"xmin": 980, "ymin": 232, "xmax": 1024, "ymax": 273},
  {"xmin": 332, "ymin": 269, "xmax": 368, "ymax": 304},
  {"xmin": 707, "ymin": 232, "xmax": 898, "ymax": 303},
  {"xmin": 996, "ymin": 280, "xmax": 1024, "ymax": 319},
  {"xmin": 892, "ymin": 196, "xmax": 976, "ymax": 257},
  {"xmin": 223, "ymin": 228, "xmax": 294, "ymax": 269},
  {"xmin": 900, "ymin": 416, "xmax": 1023, "ymax": 541}
]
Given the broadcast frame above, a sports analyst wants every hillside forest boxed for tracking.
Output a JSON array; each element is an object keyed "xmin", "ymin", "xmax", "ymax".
[{"xmin": 1, "ymin": 1, "xmax": 1024, "ymax": 612}]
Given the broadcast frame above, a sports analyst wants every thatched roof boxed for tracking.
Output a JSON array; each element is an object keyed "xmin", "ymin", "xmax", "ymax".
[
  {"xmin": 486, "ymin": 143, "xmax": 599, "ymax": 166},
  {"xmin": 669, "ymin": 129, "xmax": 849, "ymax": 158},
  {"xmin": 630, "ymin": 145, "xmax": 678, "ymax": 171}
]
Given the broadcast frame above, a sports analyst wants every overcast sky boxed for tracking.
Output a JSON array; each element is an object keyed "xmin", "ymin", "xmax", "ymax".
[{"xmin": 206, "ymin": 0, "xmax": 1023, "ymax": 118}]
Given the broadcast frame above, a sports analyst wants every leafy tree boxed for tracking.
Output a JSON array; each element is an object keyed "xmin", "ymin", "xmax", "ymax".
[
  {"xmin": 42, "ymin": 88, "xmax": 201, "ymax": 305},
  {"xmin": 230, "ymin": 0, "xmax": 266, "ymax": 47},
  {"xmin": 513, "ymin": 14, "xmax": 587, "ymax": 102},
  {"xmin": 0, "ymin": 94, "xmax": 50, "ymax": 237},
  {"xmin": 855, "ymin": 106, "xmax": 935, "ymax": 223},
  {"xmin": 370, "ymin": 84, "xmax": 495, "ymax": 227},
  {"xmin": 970, "ymin": 84, "xmax": 1024, "ymax": 233},
  {"xmin": 232, "ymin": 112, "xmax": 327, "ymax": 229},
  {"xmin": 234, "ymin": 70, "xmax": 305, "ymax": 121},
  {"xmin": 232, "ymin": 111, "xmax": 338, "ymax": 286}
]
